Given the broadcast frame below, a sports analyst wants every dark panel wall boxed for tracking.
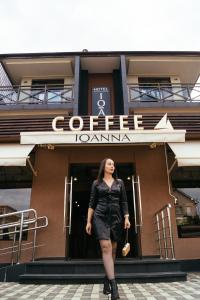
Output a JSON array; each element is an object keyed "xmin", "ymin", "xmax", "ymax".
[
  {"xmin": 78, "ymin": 70, "xmax": 88, "ymax": 115},
  {"xmin": 113, "ymin": 69, "xmax": 124, "ymax": 115},
  {"xmin": 87, "ymin": 74, "xmax": 115, "ymax": 115}
]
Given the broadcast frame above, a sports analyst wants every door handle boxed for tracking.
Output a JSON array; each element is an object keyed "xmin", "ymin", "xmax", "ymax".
[
  {"xmin": 137, "ymin": 175, "xmax": 143, "ymax": 227},
  {"xmin": 132, "ymin": 175, "xmax": 143, "ymax": 234},
  {"xmin": 63, "ymin": 176, "xmax": 73, "ymax": 235},
  {"xmin": 68, "ymin": 176, "xmax": 73, "ymax": 235},
  {"xmin": 132, "ymin": 175, "xmax": 138, "ymax": 233},
  {"xmin": 63, "ymin": 176, "xmax": 68, "ymax": 233}
]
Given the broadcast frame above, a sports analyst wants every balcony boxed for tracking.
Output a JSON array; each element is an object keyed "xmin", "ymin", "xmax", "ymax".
[
  {"xmin": 0, "ymin": 84, "xmax": 74, "ymax": 111},
  {"xmin": 128, "ymin": 83, "xmax": 200, "ymax": 109}
]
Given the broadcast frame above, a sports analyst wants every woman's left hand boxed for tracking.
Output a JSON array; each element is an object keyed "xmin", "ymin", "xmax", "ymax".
[{"xmin": 124, "ymin": 217, "xmax": 131, "ymax": 229}]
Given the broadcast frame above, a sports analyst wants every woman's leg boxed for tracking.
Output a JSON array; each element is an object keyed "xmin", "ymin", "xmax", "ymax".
[
  {"xmin": 99, "ymin": 239, "xmax": 114, "ymax": 280},
  {"xmin": 111, "ymin": 241, "xmax": 117, "ymax": 262}
]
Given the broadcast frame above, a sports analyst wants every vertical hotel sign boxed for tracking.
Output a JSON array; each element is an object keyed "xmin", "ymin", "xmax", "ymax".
[{"xmin": 92, "ymin": 87, "xmax": 111, "ymax": 116}]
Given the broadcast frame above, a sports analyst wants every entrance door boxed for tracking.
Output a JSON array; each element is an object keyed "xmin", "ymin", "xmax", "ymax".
[{"xmin": 65, "ymin": 163, "xmax": 141, "ymax": 259}]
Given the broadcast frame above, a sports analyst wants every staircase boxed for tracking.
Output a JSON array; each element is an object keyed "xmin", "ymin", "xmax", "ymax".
[{"xmin": 17, "ymin": 258, "xmax": 186, "ymax": 284}]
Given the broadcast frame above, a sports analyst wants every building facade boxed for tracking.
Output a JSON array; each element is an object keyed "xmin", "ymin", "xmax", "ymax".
[{"xmin": 0, "ymin": 51, "xmax": 200, "ymax": 268}]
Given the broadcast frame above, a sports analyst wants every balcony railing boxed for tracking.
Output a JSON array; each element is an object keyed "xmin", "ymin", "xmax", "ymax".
[
  {"xmin": 128, "ymin": 83, "xmax": 200, "ymax": 103},
  {"xmin": 0, "ymin": 84, "xmax": 74, "ymax": 106}
]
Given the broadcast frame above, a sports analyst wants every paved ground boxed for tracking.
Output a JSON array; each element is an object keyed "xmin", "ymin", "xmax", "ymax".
[{"xmin": 0, "ymin": 273, "xmax": 200, "ymax": 299}]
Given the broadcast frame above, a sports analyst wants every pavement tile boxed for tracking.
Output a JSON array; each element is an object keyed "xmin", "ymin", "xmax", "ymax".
[{"xmin": 0, "ymin": 272, "xmax": 200, "ymax": 299}]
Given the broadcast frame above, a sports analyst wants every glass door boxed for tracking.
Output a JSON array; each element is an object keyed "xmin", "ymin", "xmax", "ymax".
[{"xmin": 65, "ymin": 163, "xmax": 141, "ymax": 259}]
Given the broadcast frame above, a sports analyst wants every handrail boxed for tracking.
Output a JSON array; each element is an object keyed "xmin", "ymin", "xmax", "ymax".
[
  {"xmin": 0, "ymin": 84, "xmax": 74, "ymax": 88},
  {"xmin": 154, "ymin": 203, "xmax": 175, "ymax": 260},
  {"xmin": 0, "ymin": 216, "xmax": 48, "ymax": 236},
  {"xmin": 0, "ymin": 209, "xmax": 48, "ymax": 264},
  {"xmin": 155, "ymin": 204, "xmax": 171, "ymax": 215},
  {"xmin": 0, "ymin": 208, "xmax": 37, "ymax": 219},
  {"xmin": 0, "ymin": 84, "xmax": 74, "ymax": 105},
  {"xmin": 128, "ymin": 83, "xmax": 200, "ymax": 103}
]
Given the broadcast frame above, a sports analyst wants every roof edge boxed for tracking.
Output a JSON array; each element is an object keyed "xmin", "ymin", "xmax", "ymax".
[{"xmin": 0, "ymin": 50, "xmax": 200, "ymax": 60}]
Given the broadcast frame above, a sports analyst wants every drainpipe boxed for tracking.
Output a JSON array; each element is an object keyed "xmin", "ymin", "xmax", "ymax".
[{"xmin": 164, "ymin": 144, "xmax": 177, "ymax": 204}]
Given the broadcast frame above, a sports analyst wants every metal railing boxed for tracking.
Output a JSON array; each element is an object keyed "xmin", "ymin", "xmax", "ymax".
[
  {"xmin": 128, "ymin": 83, "xmax": 200, "ymax": 103},
  {"xmin": 0, "ymin": 84, "xmax": 74, "ymax": 106},
  {"xmin": 154, "ymin": 204, "xmax": 175, "ymax": 260},
  {"xmin": 0, "ymin": 208, "xmax": 48, "ymax": 264}
]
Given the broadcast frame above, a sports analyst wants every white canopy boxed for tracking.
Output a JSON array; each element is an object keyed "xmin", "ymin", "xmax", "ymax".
[
  {"xmin": 20, "ymin": 129, "xmax": 186, "ymax": 145},
  {"xmin": 168, "ymin": 141, "xmax": 200, "ymax": 167},
  {"xmin": 0, "ymin": 144, "xmax": 34, "ymax": 166}
]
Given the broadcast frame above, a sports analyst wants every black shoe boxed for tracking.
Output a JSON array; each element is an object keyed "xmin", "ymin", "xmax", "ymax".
[
  {"xmin": 103, "ymin": 276, "xmax": 111, "ymax": 295},
  {"xmin": 110, "ymin": 279, "xmax": 120, "ymax": 300}
]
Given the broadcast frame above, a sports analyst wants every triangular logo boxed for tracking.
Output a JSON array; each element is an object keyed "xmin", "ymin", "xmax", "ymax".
[{"xmin": 154, "ymin": 113, "xmax": 174, "ymax": 130}]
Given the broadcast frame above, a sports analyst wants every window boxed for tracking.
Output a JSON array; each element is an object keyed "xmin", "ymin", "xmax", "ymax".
[
  {"xmin": 0, "ymin": 159, "xmax": 33, "ymax": 240},
  {"xmin": 31, "ymin": 79, "xmax": 65, "ymax": 103},
  {"xmin": 170, "ymin": 165, "xmax": 200, "ymax": 238},
  {"xmin": 138, "ymin": 77, "xmax": 171, "ymax": 101}
]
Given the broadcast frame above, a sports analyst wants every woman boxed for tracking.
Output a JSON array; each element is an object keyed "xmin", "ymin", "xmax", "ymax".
[{"xmin": 86, "ymin": 158, "xmax": 131, "ymax": 300}]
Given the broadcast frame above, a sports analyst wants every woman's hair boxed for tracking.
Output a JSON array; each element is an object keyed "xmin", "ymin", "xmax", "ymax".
[{"xmin": 97, "ymin": 158, "xmax": 118, "ymax": 182}]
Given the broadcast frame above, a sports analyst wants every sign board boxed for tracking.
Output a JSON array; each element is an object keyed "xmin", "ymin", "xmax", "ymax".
[
  {"xmin": 20, "ymin": 114, "xmax": 186, "ymax": 145},
  {"xmin": 21, "ymin": 130, "xmax": 186, "ymax": 145},
  {"xmin": 92, "ymin": 87, "xmax": 111, "ymax": 116}
]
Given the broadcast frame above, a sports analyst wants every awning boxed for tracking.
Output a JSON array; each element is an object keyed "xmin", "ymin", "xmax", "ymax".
[
  {"xmin": 0, "ymin": 144, "xmax": 34, "ymax": 166},
  {"xmin": 168, "ymin": 141, "xmax": 200, "ymax": 167}
]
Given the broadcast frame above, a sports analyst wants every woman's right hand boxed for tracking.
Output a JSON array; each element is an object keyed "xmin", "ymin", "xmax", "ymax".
[{"xmin": 86, "ymin": 222, "xmax": 92, "ymax": 235}]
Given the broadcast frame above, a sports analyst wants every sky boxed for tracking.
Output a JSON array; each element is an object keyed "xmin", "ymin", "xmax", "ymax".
[{"xmin": 0, "ymin": 0, "xmax": 200, "ymax": 54}]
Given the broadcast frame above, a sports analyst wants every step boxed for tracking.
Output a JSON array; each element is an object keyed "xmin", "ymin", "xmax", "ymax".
[
  {"xmin": 25, "ymin": 259, "xmax": 182, "ymax": 274},
  {"xmin": 19, "ymin": 271, "xmax": 187, "ymax": 284}
]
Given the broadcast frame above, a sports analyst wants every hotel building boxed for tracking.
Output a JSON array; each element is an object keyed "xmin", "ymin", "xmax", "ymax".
[{"xmin": 0, "ymin": 51, "xmax": 200, "ymax": 282}]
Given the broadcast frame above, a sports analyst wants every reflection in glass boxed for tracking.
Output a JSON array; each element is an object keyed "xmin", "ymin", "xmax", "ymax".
[
  {"xmin": 171, "ymin": 164, "xmax": 200, "ymax": 238},
  {"xmin": 0, "ymin": 188, "xmax": 31, "ymax": 211},
  {"xmin": 0, "ymin": 165, "xmax": 33, "ymax": 240}
]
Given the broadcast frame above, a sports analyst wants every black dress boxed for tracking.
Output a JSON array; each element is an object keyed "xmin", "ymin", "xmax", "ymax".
[{"xmin": 88, "ymin": 179, "xmax": 129, "ymax": 242}]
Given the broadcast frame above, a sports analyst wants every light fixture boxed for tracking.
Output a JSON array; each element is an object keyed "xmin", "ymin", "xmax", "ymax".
[
  {"xmin": 150, "ymin": 143, "xmax": 156, "ymax": 149},
  {"xmin": 47, "ymin": 144, "xmax": 55, "ymax": 150},
  {"xmin": 74, "ymin": 177, "xmax": 78, "ymax": 181},
  {"xmin": 127, "ymin": 176, "xmax": 131, "ymax": 181}
]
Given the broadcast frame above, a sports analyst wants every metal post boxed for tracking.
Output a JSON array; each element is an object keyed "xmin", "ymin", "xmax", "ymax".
[
  {"xmin": 158, "ymin": 83, "xmax": 162, "ymax": 102},
  {"xmin": 16, "ymin": 85, "xmax": 21, "ymax": 104},
  {"xmin": 32, "ymin": 222, "xmax": 37, "ymax": 262},
  {"xmin": 161, "ymin": 210, "xmax": 168, "ymax": 259},
  {"xmin": 16, "ymin": 212, "xmax": 24, "ymax": 264},
  {"xmin": 73, "ymin": 56, "xmax": 80, "ymax": 115},
  {"xmin": 187, "ymin": 85, "xmax": 191, "ymax": 102},
  {"xmin": 44, "ymin": 84, "xmax": 47, "ymax": 104},
  {"xmin": 11, "ymin": 225, "xmax": 17, "ymax": 265},
  {"xmin": 120, "ymin": 55, "xmax": 129, "ymax": 114},
  {"xmin": 156, "ymin": 214, "xmax": 163, "ymax": 259},
  {"xmin": 167, "ymin": 205, "xmax": 175, "ymax": 260}
]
